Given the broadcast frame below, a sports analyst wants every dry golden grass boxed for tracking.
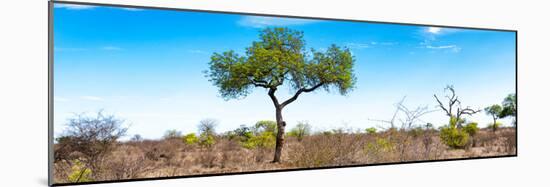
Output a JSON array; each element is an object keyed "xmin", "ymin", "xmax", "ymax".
[{"xmin": 53, "ymin": 127, "xmax": 515, "ymax": 183}]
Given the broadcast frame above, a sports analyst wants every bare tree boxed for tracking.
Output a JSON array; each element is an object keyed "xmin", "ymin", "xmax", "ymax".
[
  {"xmin": 198, "ymin": 118, "xmax": 218, "ymax": 136},
  {"xmin": 396, "ymin": 98, "xmax": 437, "ymax": 129},
  {"xmin": 434, "ymin": 85, "xmax": 481, "ymax": 128},
  {"xmin": 56, "ymin": 111, "xmax": 128, "ymax": 181},
  {"xmin": 367, "ymin": 97, "xmax": 405, "ymax": 130},
  {"xmin": 368, "ymin": 96, "xmax": 435, "ymax": 130}
]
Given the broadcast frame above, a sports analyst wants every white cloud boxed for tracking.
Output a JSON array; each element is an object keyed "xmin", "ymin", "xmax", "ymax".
[
  {"xmin": 119, "ymin": 7, "xmax": 143, "ymax": 11},
  {"xmin": 80, "ymin": 96, "xmax": 104, "ymax": 101},
  {"xmin": 345, "ymin": 41, "xmax": 397, "ymax": 50},
  {"xmin": 379, "ymin": 42, "xmax": 398, "ymax": 46},
  {"xmin": 426, "ymin": 45, "xmax": 461, "ymax": 53},
  {"xmin": 54, "ymin": 47, "xmax": 87, "ymax": 52},
  {"xmin": 427, "ymin": 27, "xmax": 442, "ymax": 34},
  {"xmin": 238, "ymin": 16, "xmax": 317, "ymax": 28},
  {"xmin": 101, "ymin": 46, "xmax": 123, "ymax": 51},
  {"xmin": 54, "ymin": 97, "xmax": 69, "ymax": 102},
  {"xmin": 55, "ymin": 4, "xmax": 96, "ymax": 10},
  {"xmin": 345, "ymin": 42, "xmax": 370, "ymax": 49}
]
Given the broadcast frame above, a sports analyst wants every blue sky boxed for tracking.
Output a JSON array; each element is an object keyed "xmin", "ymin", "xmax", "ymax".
[{"xmin": 53, "ymin": 3, "xmax": 516, "ymax": 139}]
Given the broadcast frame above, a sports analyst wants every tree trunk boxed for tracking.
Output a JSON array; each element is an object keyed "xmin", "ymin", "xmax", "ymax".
[
  {"xmin": 493, "ymin": 117, "xmax": 497, "ymax": 132},
  {"xmin": 273, "ymin": 107, "xmax": 286, "ymax": 163}
]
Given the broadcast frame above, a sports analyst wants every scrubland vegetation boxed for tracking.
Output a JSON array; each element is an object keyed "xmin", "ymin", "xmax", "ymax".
[
  {"xmin": 53, "ymin": 88, "xmax": 516, "ymax": 183},
  {"xmin": 53, "ymin": 119, "xmax": 515, "ymax": 183}
]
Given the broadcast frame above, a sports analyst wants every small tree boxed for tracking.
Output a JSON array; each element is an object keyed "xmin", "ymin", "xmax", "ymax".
[
  {"xmin": 485, "ymin": 104, "xmax": 503, "ymax": 131},
  {"xmin": 198, "ymin": 119, "xmax": 218, "ymax": 147},
  {"xmin": 198, "ymin": 118, "xmax": 218, "ymax": 136},
  {"xmin": 499, "ymin": 94, "xmax": 517, "ymax": 126},
  {"xmin": 130, "ymin": 134, "xmax": 143, "ymax": 142},
  {"xmin": 163, "ymin": 129, "xmax": 182, "ymax": 139},
  {"xmin": 287, "ymin": 121, "xmax": 312, "ymax": 141},
  {"xmin": 205, "ymin": 27, "xmax": 356, "ymax": 162}
]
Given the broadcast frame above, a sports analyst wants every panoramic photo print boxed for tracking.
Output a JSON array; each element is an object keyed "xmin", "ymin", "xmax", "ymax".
[{"xmin": 51, "ymin": 2, "xmax": 517, "ymax": 184}]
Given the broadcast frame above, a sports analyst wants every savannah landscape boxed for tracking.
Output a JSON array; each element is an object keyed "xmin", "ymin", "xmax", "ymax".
[{"xmin": 53, "ymin": 27, "xmax": 516, "ymax": 184}]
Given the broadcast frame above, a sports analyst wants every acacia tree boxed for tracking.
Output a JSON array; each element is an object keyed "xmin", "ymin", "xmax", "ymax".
[
  {"xmin": 485, "ymin": 104, "xmax": 503, "ymax": 131},
  {"xmin": 205, "ymin": 27, "xmax": 356, "ymax": 162},
  {"xmin": 434, "ymin": 85, "xmax": 480, "ymax": 128},
  {"xmin": 499, "ymin": 94, "xmax": 517, "ymax": 126}
]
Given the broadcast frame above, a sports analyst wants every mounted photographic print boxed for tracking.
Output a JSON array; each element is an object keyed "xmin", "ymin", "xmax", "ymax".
[{"xmin": 49, "ymin": 1, "xmax": 517, "ymax": 186}]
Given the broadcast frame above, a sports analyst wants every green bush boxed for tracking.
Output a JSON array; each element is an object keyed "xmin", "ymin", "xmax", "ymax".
[
  {"xmin": 487, "ymin": 122, "xmax": 502, "ymax": 131},
  {"xmin": 364, "ymin": 137, "xmax": 395, "ymax": 154},
  {"xmin": 232, "ymin": 125, "xmax": 254, "ymax": 141},
  {"xmin": 67, "ymin": 160, "xmax": 92, "ymax": 183},
  {"xmin": 365, "ymin": 127, "xmax": 377, "ymax": 134},
  {"xmin": 242, "ymin": 132, "xmax": 275, "ymax": 149},
  {"xmin": 199, "ymin": 134, "xmax": 216, "ymax": 147},
  {"xmin": 183, "ymin": 133, "xmax": 199, "ymax": 145},
  {"xmin": 463, "ymin": 122, "xmax": 479, "ymax": 136},
  {"xmin": 253, "ymin": 120, "xmax": 278, "ymax": 135},
  {"xmin": 439, "ymin": 125, "xmax": 469, "ymax": 149}
]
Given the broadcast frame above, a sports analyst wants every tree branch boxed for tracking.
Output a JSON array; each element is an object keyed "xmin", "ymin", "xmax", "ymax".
[
  {"xmin": 280, "ymin": 82, "xmax": 324, "ymax": 108},
  {"xmin": 434, "ymin": 94, "xmax": 451, "ymax": 116},
  {"xmin": 268, "ymin": 88, "xmax": 280, "ymax": 108}
]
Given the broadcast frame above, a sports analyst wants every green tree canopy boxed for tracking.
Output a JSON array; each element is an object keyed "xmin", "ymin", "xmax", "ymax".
[
  {"xmin": 205, "ymin": 27, "xmax": 356, "ymax": 100},
  {"xmin": 499, "ymin": 94, "xmax": 516, "ymax": 125}
]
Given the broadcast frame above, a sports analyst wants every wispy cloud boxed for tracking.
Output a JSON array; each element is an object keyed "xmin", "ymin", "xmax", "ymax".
[
  {"xmin": 119, "ymin": 7, "xmax": 143, "ymax": 11},
  {"xmin": 379, "ymin": 42, "xmax": 398, "ymax": 46},
  {"xmin": 54, "ymin": 96, "xmax": 69, "ymax": 102},
  {"xmin": 80, "ymin": 96, "xmax": 104, "ymax": 101},
  {"xmin": 238, "ymin": 16, "xmax": 318, "ymax": 28},
  {"xmin": 55, "ymin": 4, "xmax": 144, "ymax": 11},
  {"xmin": 345, "ymin": 42, "xmax": 370, "ymax": 49},
  {"xmin": 55, "ymin": 4, "xmax": 96, "ymax": 10},
  {"xmin": 54, "ymin": 47, "xmax": 87, "ymax": 52},
  {"xmin": 425, "ymin": 45, "xmax": 461, "ymax": 53},
  {"xmin": 345, "ymin": 41, "xmax": 397, "ymax": 50},
  {"xmin": 101, "ymin": 46, "xmax": 123, "ymax": 51},
  {"xmin": 187, "ymin": 49, "xmax": 208, "ymax": 54}
]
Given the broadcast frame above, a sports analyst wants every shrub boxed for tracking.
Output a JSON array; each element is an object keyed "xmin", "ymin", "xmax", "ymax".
[
  {"xmin": 67, "ymin": 160, "xmax": 93, "ymax": 183},
  {"xmin": 183, "ymin": 133, "xmax": 199, "ymax": 145},
  {"xmin": 242, "ymin": 132, "xmax": 275, "ymax": 149},
  {"xmin": 199, "ymin": 134, "xmax": 216, "ymax": 147},
  {"xmin": 253, "ymin": 120, "xmax": 277, "ymax": 135},
  {"xmin": 487, "ymin": 122, "xmax": 502, "ymax": 131},
  {"xmin": 364, "ymin": 137, "xmax": 395, "ymax": 157},
  {"xmin": 232, "ymin": 125, "xmax": 254, "ymax": 142},
  {"xmin": 463, "ymin": 122, "xmax": 479, "ymax": 136},
  {"xmin": 439, "ymin": 125, "xmax": 469, "ymax": 149},
  {"xmin": 409, "ymin": 127, "xmax": 425, "ymax": 138},
  {"xmin": 365, "ymin": 127, "xmax": 377, "ymax": 134}
]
